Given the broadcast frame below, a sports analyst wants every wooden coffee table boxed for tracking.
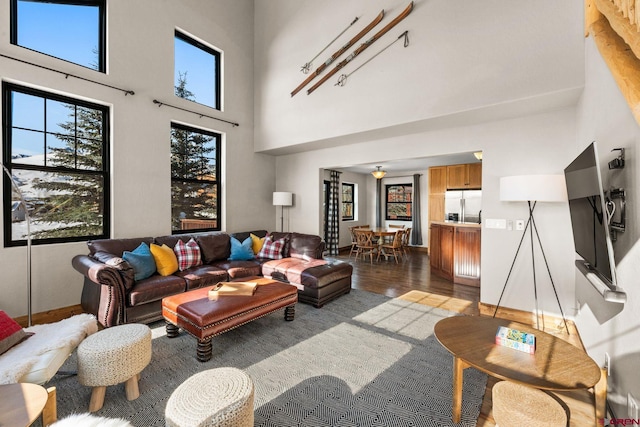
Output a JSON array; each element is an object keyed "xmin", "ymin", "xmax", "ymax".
[
  {"xmin": 162, "ymin": 277, "xmax": 297, "ymax": 361},
  {"xmin": 434, "ymin": 316, "xmax": 601, "ymax": 423},
  {"xmin": 0, "ymin": 383, "xmax": 54, "ymax": 426}
]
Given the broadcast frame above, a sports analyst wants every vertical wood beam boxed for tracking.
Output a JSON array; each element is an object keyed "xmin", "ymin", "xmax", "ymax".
[{"xmin": 586, "ymin": 0, "xmax": 603, "ymax": 36}]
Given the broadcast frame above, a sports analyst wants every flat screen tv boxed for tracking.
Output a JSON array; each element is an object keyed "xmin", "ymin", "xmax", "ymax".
[{"xmin": 564, "ymin": 142, "xmax": 619, "ymax": 292}]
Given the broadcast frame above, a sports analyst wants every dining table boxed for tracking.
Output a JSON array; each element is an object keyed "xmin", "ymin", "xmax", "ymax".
[{"xmin": 361, "ymin": 228, "xmax": 401, "ymax": 260}]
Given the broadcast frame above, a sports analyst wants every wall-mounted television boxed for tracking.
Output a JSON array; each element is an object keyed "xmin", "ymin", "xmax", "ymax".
[{"xmin": 564, "ymin": 142, "xmax": 625, "ymax": 302}]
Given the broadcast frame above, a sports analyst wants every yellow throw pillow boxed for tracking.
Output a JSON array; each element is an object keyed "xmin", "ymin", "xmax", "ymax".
[
  {"xmin": 150, "ymin": 243, "xmax": 179, "ymax": 276},
  {"xmin": 250, "ymin": 233, "xmax": 266, "ymax": 255}
]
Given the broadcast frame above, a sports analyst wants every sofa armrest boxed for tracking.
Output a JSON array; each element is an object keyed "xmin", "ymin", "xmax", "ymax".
[{"xmin": 72, "ymin": 254, "xmax": 126, "ymax": 288}]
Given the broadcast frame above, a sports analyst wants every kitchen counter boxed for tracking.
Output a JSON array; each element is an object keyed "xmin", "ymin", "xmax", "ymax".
[
  {"xmin": 431, "ymin": 221, "xmax": 481, "ymax": 228},
  {"xmin": 429, "ymin": 222, "xmax": 481, "ymax": 287}
]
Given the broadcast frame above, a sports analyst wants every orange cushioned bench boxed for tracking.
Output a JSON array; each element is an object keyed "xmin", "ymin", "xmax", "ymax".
[{"xmin": 162, "ymin": 277, "xmax": 297, "ymax": 361}]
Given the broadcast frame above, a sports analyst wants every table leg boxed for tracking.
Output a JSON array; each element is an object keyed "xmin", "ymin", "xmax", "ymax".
[
  {"xmin": 166, "ymin": 322, "xmax": 179, "ymax": 338},
  {"xmin": 452, "ymin": 356, "xmax": 470, "ymax": 424},
  {"xmin": 197, "ymin": 338, "xmax": 213, "ymax": 362},
  {"xmin": 42, "ymin": 386, "xmax": 57, "ymax": 426}
]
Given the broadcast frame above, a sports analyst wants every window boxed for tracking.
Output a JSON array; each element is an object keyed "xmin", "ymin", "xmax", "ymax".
[
  {"xmin": 174, "ymin": 30, "xmax": 221, "ymax": 110},
  {"xmin": 11, "ymin": 0, "xmax": 106, "ymax": 72},
  {"xmin": 2, "ymin": 83, "xmax": 110, "ymax": 246},
  {"xmin": 171, "ymin": 123, "xmax": 220, "ymax": 233},
  {"xmin": 385, "ymin": 184, "xmax": 412, "ymax": 221},
  {"xmin": 341, "ymin": 183, "xmax": 355, "ymax": 221}
]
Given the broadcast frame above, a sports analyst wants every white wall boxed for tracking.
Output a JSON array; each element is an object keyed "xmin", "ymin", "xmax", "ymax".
[
  {"xmin": 0, "ymin": 0, "xmax": 275, "ymax": 317},
  {"xmin": 574, "ymin": 37, "xmax": 640, "ymax": 418}
]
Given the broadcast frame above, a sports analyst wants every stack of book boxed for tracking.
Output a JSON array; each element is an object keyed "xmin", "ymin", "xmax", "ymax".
[{"xmin": 495, "ymin": 326, "xmax": 536, "ymax": 354}]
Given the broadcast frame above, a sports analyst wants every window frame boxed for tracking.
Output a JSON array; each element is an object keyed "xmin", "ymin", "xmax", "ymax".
[
  {"xmin": 10, "ymin": 0, "xmax": 107, "ymax": 73},
  {"xmin": 174, "ymin": 30, "xmax": 222, "ymax": 110},
  {"xmin": 170, "ymin": 122, "xmax": 221, "ymax": 234},
  {"xmin": 341, "ymin": 182, "xmax": 355, "ymax": 221},
  {"xmin": 385, "ymin": 183, "xmax": 412, "ymax": 221},
  {"xmin": 2, "ymin": 82, "xmax": 110, "ymax": 247}
]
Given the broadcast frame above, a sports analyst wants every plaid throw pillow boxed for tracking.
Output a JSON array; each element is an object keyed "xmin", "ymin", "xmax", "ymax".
[
  {"xmin": 174, "ymin": 238, "xmax": 203, "ymax": 271},
  {"xmin": 257, "ymin": 236, "xmax": 285, "ymax": 259}
]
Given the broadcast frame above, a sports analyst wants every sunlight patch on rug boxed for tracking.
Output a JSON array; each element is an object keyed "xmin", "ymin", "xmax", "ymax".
[
  {"xmin": 246, "ymin": 322, "xmax": 412, "ymax": 408},
  {"xmin": 353, "ymin": 298, "xmax": 453, "ymax": 340}
]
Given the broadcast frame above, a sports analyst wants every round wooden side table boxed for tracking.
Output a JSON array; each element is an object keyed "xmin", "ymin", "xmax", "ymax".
[{"xmin": 0, "ymin": 382, "xmax": 49, "ymax": 426}]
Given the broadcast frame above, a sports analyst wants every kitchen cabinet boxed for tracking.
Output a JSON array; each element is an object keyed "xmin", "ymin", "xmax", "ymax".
[
  {"xmin": 430, "ymin": 222, "xmax": 480, "ymax": 286},
  {"xmin": 428, "ymin": 167, "xmax": 447, "ymax": 224},
  {"xmin": 429, "ymin": 223, "xmax": 454, "ymax": 280},
  {"xmin": 446, "ymin": 163, "xmax": 482, "ymax": 189}
]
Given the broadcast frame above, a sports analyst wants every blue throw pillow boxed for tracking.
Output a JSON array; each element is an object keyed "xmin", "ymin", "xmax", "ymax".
[
  {"xmin": 228, "ymin": 236, "xmax": 255, "ymax": 261},
  {"xmin": 123, "ymin": 242, "xmax": 157, "ymax": 281}
]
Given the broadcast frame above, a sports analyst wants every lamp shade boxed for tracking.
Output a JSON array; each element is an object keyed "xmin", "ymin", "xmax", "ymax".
[
  {"xmin": 500, "ymin": 175, "xmax": 567, "ymax": 202},
  {"xmin": 371, "ymin": 166, "xmax": 386, "ymax": 179},
  {"xmin": 272, "ymin": 191, "xmax": 293, "ymax": 206}
]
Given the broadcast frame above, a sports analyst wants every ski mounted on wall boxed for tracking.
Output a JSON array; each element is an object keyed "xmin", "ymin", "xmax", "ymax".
[
  {"xmin": 300, "ymin": 16, "xmax": 360, "ymax": 74},
  {"xmin": 291, "ymin": 10, "xmax": 385, "ymax": 97},
  {"xmin": 307, "ymin": 1, "xmax": 414, "ymax": 95}
]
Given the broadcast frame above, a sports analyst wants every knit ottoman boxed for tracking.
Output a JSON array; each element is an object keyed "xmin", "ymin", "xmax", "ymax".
[
  {"xmin": 165, "ymin": 367, "xmax": 254, "ymax": 427},
  {"xmin": 77, "ymin": 323, "xmax": 152, "ymax": 412},
  {"xmin": 492, "ymin": 380, "xmax": 568, "ymax": 427}
]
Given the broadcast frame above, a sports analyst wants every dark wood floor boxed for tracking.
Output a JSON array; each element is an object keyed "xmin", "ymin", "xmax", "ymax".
[{"xmin": 330, "ymin": 248, "xmax": 481, "ymax": 305}]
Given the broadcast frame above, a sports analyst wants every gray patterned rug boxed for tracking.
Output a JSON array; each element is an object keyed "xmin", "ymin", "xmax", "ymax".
[{"xmin": 47, "ymin": 289, "xmax": 487, "ymax": 426}]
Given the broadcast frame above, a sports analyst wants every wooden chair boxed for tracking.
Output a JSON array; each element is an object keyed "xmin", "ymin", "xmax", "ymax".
[
  {"xmin": 354, "ymin": 229, "xmax": 377, "ymax": 264},
  {"xmin": 378, "ymin": 229, "xmax": 404, "ymax": 263},
  {"xmin": 402, "ymin": 227, "xmax": 412, "ymax": 258},
  {"xmin": 348, "ymin": 226, "xmax": 359, "ymax": 258}
]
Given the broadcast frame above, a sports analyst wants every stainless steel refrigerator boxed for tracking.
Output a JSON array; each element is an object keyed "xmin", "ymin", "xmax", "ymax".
[{"xmin": 444, "ymin": 190, "xmax": 482, "ymax": 223}]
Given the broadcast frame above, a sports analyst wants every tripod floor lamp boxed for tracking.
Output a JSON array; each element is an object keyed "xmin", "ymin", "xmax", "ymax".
[
  {"xmin": 494, "ymin": 174, "xmax": 569, "ymax": 333},
  {"xmin": 273, "ymin": 191, "xmax": 293, "ymax": 232}
]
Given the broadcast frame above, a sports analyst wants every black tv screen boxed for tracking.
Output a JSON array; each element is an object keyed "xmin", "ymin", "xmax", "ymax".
[{"xmin": 564, "ymin": 142, "xmax": 617, "ymax": 287}]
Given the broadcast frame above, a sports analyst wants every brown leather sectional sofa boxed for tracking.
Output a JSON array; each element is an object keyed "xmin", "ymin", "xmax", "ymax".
[{"xmin": 72, "ymin": 230, "xmax": 353, "ymax": 327}]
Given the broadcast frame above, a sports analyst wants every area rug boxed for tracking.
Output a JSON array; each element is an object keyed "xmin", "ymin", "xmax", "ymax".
[{"xmin": 48, "ymin": 289, "xmax": 487, "ymax": 426}]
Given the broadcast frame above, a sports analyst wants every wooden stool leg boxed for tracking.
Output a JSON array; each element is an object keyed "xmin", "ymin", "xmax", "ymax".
[
  {"xmin": 89, "ymin": 386, "xmax": 106, "ymax": 412},
  {"xmin": 125, "ymin": 375, "xmax": 140, "ymax": 401},
  {"xmin": 42, "ymin": 386, "xmax": 57, "ymax": 426}
]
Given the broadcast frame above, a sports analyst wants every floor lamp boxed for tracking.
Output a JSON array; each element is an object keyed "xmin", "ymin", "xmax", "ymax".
[
  {"xmin": 273, "ymin": 191, "xmax": 293, "ymax": 232},
  {"xmin": 494, "ymin": 175, "xmax": 569, "ymax": 333},
  {"xmin": 1, "ymin": 162, "xmax": 33, "ymax": 327}
]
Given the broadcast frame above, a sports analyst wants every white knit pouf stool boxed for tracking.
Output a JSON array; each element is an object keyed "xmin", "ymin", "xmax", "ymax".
[
  {"xmin": 165, "ymin": 367, "xmax": 254, "ymax": 427},
  {"xmin": 492, "ymin": 380, "xmax": 568, "ymax": 427},
  {"xmin": 77, "ymin": 323, "xmax": 152, "ymax": 412}
]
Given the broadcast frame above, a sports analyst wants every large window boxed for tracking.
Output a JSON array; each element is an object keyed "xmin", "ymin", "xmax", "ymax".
[
  {"xmin": 174, "ymin": 30, "xmax": 221, "ymax": 110},
  {"xmin": 171, "ymin": 123, "xmax": 220, "ymax": 233},
  {"xmin": 341, "ymin": 183, "xmax": 355, "ymax": 221},
  {"xmin": 11, "ymin": 0, "xmax": 106, "ymax": 72},
  {"xmin": 2, "ymin": 83, "xmax": 110, "ymax": 246},
  {"xmin": 385, "ymin": 184, "xmax": 412, "ymax": 221}
]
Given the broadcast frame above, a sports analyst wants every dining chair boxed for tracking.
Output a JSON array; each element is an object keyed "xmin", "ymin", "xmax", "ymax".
[
  {"xmin": 354, "ymin": 229, "xmax": 377, "ymax": 264},
  {"xmin": 378, "ymin": 229, "xmax": 404, "ymax": 263},
  {"xmin": 348, "ymin": 226, "xmax": 359, "ymax": 258},
  {"xmin": 402, "ymin": 227, "xmax": 412, "ymax": 258}
]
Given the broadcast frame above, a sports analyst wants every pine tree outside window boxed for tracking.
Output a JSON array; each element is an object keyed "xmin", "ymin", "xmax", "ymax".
[
  {"xmin": 170, "ymin": 123, "xmax": 220, "ymax": 233},
  {"xmin": 2, "ymin": 83, "xmax": 110, "ymax": 247},
  {"xmin": 174, "ymin": 30, "xmax": 221, "ymax": 110}
]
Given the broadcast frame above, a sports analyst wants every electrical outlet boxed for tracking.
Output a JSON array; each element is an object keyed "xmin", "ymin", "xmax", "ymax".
[
  {"xmin": 628, "ymin": 393, "xmax": 639, "ymax": 419},
  {"xmin": 604, "ymin": 352, "xmax": 611, "ymax": 377},
  {"xmin": 507, "ymin": 220, "xmax": 513, "ymax": 231},
  {"xmin": 516, "ymin": 219, "xmax": 525, "ymax": 231}
]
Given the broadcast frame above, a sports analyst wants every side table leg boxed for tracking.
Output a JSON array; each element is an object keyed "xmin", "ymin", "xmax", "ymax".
[
  {"xmin": 42, "ymin": 386, "xmax": 57, "ymax": 426},
  {"xmin": 285, "ymin": 305, "xmax": 295, "ymax": 321},
  {"xmin": 452, "ymin": 356, "xmax": 470, "ymax": 424},
  {"xmin": 166, "ymin": 322, "xmax": 179, "ymax": 338},
  {"xmin": 197, "ymin": 338, "xmax": 213, "ymax": 362}
]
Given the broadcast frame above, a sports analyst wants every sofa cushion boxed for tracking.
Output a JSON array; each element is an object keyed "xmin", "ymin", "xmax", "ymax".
[
  {"xmin": 268, "ymin": 232, "xmax": 291, "ymax": 257},
  {"xmin": 196, "ymin": 233, "xmax": 230, "ymax": 263},
  {"xmin": 250, "ymin": 233, "xmax": 266, "ymax": 255},
  {"xmin": 174, "ymin": 265, "xmax": 228, "ymax": 290},
  {"xmin": 91, "ymin": 251, "xmax": 135, "ymax": 290},
  {"xmin": 230, "ymin": 230, "xmax": 268, "ymax": 243},
  {"xmin": 290, "ymin": 232, "xmax": 325, "ymax": 259},
  {"xmin": 127, "ymin": 275, "xmax": 186, "ymax": 306},
  {"xmin": 257, "ymin": 235, "xmax": 285, "ymax": 259},
  {"xmin": 123, "ymin": 242, "xmax": 156, "ymax": 281},
  {"xmin": 150, "ymin": 244, "xmax": 179, "ymax": 276},
  {"xmin": 210, "ymin": 260, "xmax": 262, "ymax": 279},
  {"xmin": 88, "ymin": 237, "xmax": 153, "ymax": 256},
  {"xmin": 174, "ymin": 238, "xmax": 203, "ymax": 271},
  {"xmin": 228, "ymin": 237, "xmax": 255, "ymax": 261}
]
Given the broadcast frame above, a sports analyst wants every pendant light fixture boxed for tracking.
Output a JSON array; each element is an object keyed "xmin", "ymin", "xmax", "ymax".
[{"xmin": 371, "ymin": 165, "xmax": 386, "ymax": 179}]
